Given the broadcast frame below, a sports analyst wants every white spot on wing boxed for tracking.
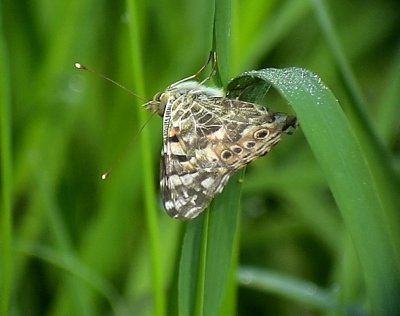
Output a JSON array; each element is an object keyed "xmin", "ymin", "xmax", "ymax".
[
  {"xmin": 201, "ymin": 177, "xmax": 215, "ymax": 189},
  {"xmin": 181, "ymin": 174, "xmax": 194, "ymax": 186},
  {"xmin": 170, "ymin": 174, "xmax": 181, "ymax": 186},
  {"xmin": 170, "ymin": 142, "xmax": 185, "ymax": 155},
  {"xmin": 190, "ymin": 195, "xmax": 198, "ymax": 205},
  {"xmin": 165, "ymin": 200, "xmax": 174, "ymax": 210}
]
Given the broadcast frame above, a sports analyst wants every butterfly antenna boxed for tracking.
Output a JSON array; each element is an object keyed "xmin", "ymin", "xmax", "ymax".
[
  {"xmin": 75, "ymin": 62, "xmax": 154, "ymax": 179},
  {"xmin": 74, "ymin": 62, "xmax": 146, "ymax": 102},
  {"xmin": 100, "ymin": 111, "xmax": 157, "ymax": 180}
]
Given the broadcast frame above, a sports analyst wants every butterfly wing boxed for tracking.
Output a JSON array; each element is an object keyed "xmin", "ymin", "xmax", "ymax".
[
  {"xmin": 160, "ymin": 145, "xmax": 232, "ymax": 219},
  {"xmin": 160, "ymin": 96, "xmax": 233, "ymax": 219},
  {"xmin": 160, "ymin": 94, "xmax": 296, "ymax": 219}
]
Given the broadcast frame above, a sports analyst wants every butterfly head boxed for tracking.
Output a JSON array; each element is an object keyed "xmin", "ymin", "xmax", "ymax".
[
  {"xmin": 144, "ymin": 91, "xmax": 167, "ymax": 116},
  {"xmin": 143, "ymin": 82, "xmax": 199, "ymax": 116}
]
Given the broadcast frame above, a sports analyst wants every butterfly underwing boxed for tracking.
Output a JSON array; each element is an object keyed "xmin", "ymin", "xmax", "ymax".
[{"xmin": 144, "ymin": 79, "xmax": 296, "ymax": 220}]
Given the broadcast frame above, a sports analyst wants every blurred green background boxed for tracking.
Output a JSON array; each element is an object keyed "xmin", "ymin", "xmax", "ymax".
[{"xmin": 1, "ymin": 0, "xmax": 400, "ymax": 315}]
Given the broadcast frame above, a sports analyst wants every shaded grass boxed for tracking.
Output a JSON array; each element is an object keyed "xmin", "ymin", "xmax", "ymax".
[
  {"xmin": 0, "ymin": 10, "xmax": 12, "ymax": 316},
  {"xmin": 238, "ymin": 266, "xmax": 339, "ymax": 311}
]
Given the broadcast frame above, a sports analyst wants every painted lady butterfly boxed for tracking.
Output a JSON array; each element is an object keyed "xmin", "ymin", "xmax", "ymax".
[{"xmin": 145, "ymin": 57, "xmax": 296, "ymax": 219}]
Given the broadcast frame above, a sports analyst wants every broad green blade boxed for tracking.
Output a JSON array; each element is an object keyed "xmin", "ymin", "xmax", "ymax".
[{"xmin": 228, "ymin": 68, "xmax": 400, "ymax": 315}]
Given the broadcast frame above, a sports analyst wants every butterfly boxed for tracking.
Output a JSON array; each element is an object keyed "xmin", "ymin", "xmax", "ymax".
[{"xmin": 144, "ymin": 65, "xmax": 296, "ymax": 220}]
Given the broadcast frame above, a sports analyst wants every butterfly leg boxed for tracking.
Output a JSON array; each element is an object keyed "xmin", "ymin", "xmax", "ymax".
[
  {"xmin": 171, "ymin": 51, "xmax": 218, "ymax": 87},
  {"xmin": 199, "ymin": 51, "xmax": 218, "ymax": 85}
]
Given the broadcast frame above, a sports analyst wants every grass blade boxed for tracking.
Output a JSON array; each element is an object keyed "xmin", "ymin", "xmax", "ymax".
[
  {"xmin": 228, "ymin": 68, "xmax": 400, "ymax": 315},
  {"xmin": 126, "ymin": 1, "xmax": 166, "ymax": 315},
  {"xmin": 178, "ymin": 171, "xmax": 244, "ymax": 316},
  {"xmin": 238, "ymin": 266, "xmax": 340, "ymax": 311},
  {"xmin": 0, "ymin": 14, "xmax": 12, "ymax": 316},
  {"xmin": 310, "ymin": 0, "xmax": 400, "ymax": 210},
  {"xmin": 19, "ymin": 243, "xmax": 127, "ymax": 315}
]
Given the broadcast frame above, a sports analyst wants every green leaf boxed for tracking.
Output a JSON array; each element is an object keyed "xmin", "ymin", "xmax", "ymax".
[
  {"xmin": 228, "ymin": 68, "xmax": 400, "ymax": 315},
  {"xmin": 238, "ymin": 266, "xmax": 340, "ymax": 311},
  {"xmin": 178, "ymin": 170, "xmax": 244, "ymax": 316},
  {"xmin": 0, "ymin": 14, "xmax": 12, "ymax": 316},
  {"xmin": 126, "ymin": 1, "xmax": 167, "ymax": 315},
  {"xmin": 18, "ymin": 243, "xmax": 127, "ymax": 314}
]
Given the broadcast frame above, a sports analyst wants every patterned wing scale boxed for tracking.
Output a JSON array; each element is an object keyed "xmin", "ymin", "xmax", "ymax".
[
  {"xmin": 160, "ymin": 146, "xmax": 231, "ymax": 219},
  {"xmin": 158, "ymin": 89, "xmax": 296, "ymax": 219}
]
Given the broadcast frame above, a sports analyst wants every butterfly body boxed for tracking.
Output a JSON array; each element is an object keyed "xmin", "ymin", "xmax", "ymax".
[{"xmin": 144, "ymin": 80, "xmax": 296, "ymax": 219}]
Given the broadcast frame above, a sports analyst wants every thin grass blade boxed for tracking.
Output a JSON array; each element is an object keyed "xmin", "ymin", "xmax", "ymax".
[{"xmin": 0, "ymin": 15, "xmax": 12, "ymax": 316}]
